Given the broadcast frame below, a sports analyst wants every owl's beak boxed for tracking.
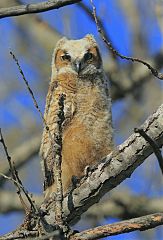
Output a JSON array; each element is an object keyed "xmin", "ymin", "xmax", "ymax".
[{"xmin": 73, "ymin": 60, "xmax": 82, "ymax": 74}]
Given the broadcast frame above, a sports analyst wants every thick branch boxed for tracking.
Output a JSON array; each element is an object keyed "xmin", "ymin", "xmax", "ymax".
[
  {"xmin": 1, "ymin": 104, "xmax": 162, "ymax": 239},
  {"xmin": 72, "ymin": 213, "xmax": 163, "ymax": 239},
  {"xmin": 0, "ymin": 0, "xmax": 81, "ymax": 19},
  {"xmin": 45, "ymin": 104, "xmax": 163, "ymax": 226}
]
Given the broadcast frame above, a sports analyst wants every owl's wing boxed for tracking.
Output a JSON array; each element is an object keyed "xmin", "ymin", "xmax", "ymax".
[
  {"xmin": 40, "ymin": 80, "xmax": 76, "ymax": 192},
  {"xmin": 44, "ymin": 81, "xmax": 58, "ymax": 117},
  {"xmin": 40, "ymin": 80, "xmax": 59, "ymax": 191}
]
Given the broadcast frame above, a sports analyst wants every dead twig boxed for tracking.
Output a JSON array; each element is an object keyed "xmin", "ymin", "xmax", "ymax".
[
  {"xmin": 90, "ymin": 0, "xmax": 163, "ymax": 80},
  {"xmin": 0, "ymin": 129, "xmax": 38, "ymax": 214},
  {"xmin": 0, "ymin": 128, "xmax": 28, "ymax": 212},
  {"xmin": 134, "ymin": 127, "xmax": 163, "ymax": 175},
  {"xmin": 0, "ymin": 135, "xmax": 40, "ymax": 187},
  {"xmin": 78, "ymin": 2, "xmax": 116, "ymax": 59},
  {"xmin": 10, "ymin": 51, "xmax": 46, "ymax": 128},
  {"xmin": 0, "ymin": 104, "xmax": 163, "ymax": 239}
]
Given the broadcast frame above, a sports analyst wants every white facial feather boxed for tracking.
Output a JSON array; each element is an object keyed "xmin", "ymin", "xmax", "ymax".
[{"xmin": 51, "ymin": 34, "xmax": 99, "ymax": 79}]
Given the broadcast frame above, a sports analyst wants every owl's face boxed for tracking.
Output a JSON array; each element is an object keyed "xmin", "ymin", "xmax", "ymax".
[{"xmin": 53, "ymin": 35, "xmax": 102, "ymax": 77}]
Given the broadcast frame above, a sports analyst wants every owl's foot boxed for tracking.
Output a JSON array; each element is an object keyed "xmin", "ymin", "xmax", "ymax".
[{"xmin": 71, "ymin": 175, "xmax": 80, "ymax": 188}]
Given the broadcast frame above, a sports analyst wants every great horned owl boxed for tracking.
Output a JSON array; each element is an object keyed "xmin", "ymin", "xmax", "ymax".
[{"xmin": 40, "ymin": 34, "xmax": 114, "ymax": 198}]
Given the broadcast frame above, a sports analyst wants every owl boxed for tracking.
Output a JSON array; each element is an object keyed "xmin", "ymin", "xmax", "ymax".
[{"xmin": 40, "ymin": 34, "xmax": 114, "ymax": 199}]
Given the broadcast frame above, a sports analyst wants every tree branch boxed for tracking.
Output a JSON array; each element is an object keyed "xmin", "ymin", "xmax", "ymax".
[
  {"xmin": 44, "ymin": 104, "xmax": 163, "ymax": 226},
  {"xmin": 0, "ymin": 0, "xmax": 81, "ymax": 19},
  {"xmin": 1, "ymin": 103, "xmax": 162, "ymax": 240},
  {"xmin": 0, "ymin": 129, "xmax": 38, "ymax": 214},
  {"xmin": 0, "ymin": 134, "xmax": 40, "ymax": 186},
  {"xmin": 90, "ymin": 0, "xmax": 163, "ymax": 80},
  {"xmin": 78, "ymin": 2, "xmax": 117, "ymax": 59},
  {"xmin": 134, "ymin": 127, "xmax": 163, "ymax": 174},
  {"xmin": 71, "ymin": 213, "xmax": 163, "ymax": 239},
  {"xmin": 109, "ymin": 51, "xmax": 163, "ymax": 101}
]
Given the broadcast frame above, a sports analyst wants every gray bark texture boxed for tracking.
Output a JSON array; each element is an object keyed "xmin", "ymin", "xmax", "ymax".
[
  {"xmin": 0, "ymin": 103, "xmax": 162, "ymax": 240},
  {"xmin": 0, "ymin": 0, "xmax": 81, "ymax": 19},
  {"xmin": 45, "ymin": 103, "xmax": 163, "ymax": 226}
]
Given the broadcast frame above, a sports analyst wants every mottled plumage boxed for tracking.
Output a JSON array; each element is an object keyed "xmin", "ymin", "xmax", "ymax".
[{"xmin": 40, "ymin": 34, "xmax": 114, "ymax": 198}]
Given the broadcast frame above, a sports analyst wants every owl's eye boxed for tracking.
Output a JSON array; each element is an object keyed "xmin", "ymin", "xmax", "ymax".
[
  {"xmin": 84, "ymin": 52, "xmax": 93, "ymax": 61},
  {"xmin": 61, "ymin": 54, "xmax": 71, "ymax": 61}
]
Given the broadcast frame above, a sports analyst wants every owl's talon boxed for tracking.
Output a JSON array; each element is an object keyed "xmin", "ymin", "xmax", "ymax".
[
  {"xmin": 71, "ymin": 175, "xmax": 80, "ymax": 187},
  {"xmin": 84, "ymin": 165, "xmax": 91, "ymax": 177}
]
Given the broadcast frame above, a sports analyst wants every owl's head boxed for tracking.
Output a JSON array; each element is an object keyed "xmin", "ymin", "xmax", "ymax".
[{"xmin": 52, "ymin": 34, "xmax": 102, "ymax": 77}]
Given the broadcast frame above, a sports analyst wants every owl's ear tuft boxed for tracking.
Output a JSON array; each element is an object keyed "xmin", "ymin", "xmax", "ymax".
[
  {"xmin": 52, "ymin": 37, "xmax": 68, "ymax": 66},
  {"xmin": 56, "ymin": 37, "xmax": 68, "ymax": 49},
  {"xmin": 84, "ymin": 34, "xmax": 97, "ymax": 46}
]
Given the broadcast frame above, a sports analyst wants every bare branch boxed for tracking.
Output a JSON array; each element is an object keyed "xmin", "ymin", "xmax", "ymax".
[
  {"xmin": 0, "ymin": 128, "xmax": 28, "ymax": 212},
  {"xmin": 110, "ymin": 51, "xmax": 163, "ymax": 101},
  {"xmin": 1, "ymin": 104, "xmax": 162, "ymax": 240},
  {"xmin": 90, "ymin": 0, "xmax": 163, "ymax": 80},
  {"xmin": 134, "ymin": 128, "xmax": 163, "ymax": 175},
  {"xmin": 0, "ymin": 129, "xmax": 38, "ymax": 214},
  {"xmin": 71, "ymin": 213, "xmax": 163, "ymax": 239},
  {"xmin": 78, "ymin": 2, "xmax": 116, "ymax": 59},
  {"xmin": 10, "ymin": 51, "xmax": 46, "ymax": 126},
  {"xmin": 44, "ymin": 104, "xmax": 163, "ymax": 226},
  {"xmin": 0, "ymin": 134, "xmax": 40, "ymax": 186},
  {"xmin": 0, "ymin": 0, "xmax": 81, "ymax": 19}
]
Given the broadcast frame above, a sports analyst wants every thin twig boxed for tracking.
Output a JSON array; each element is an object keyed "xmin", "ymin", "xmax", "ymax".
[
  {"xmin": 0, "ymin": 173, "xmax": 26, "ymax": 196},
  {"xmin": 0, "ymin": 128, "xmax": 38, "ymax": 213},
  {"xmin": 90, "ymin": 0, "xmax": 163, "ymax": 80},
  {"xmin": 10, "ymin": 51, "xmax": 46, "ymax": 127},
  {"xmin": 0, "ymin": 104, "xmax": 163, "ymax": 239},
  {"xmin": 0, "ymin": 128, "xmax": 28, "ymax": 212},
  {"xmin": 134, "ymin": 127, "xmax": 163, "ymax": 175},
  {"xmin": 9, "ymin": 51, "xmax": 58, "ymax": 158},
  {"xmin": 78, "ymin": 2, "xmax": 116, "ymax": 59},
  {"xmin": 0, "ymin": 135, "xmax": 40, "ymax": 187}
]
